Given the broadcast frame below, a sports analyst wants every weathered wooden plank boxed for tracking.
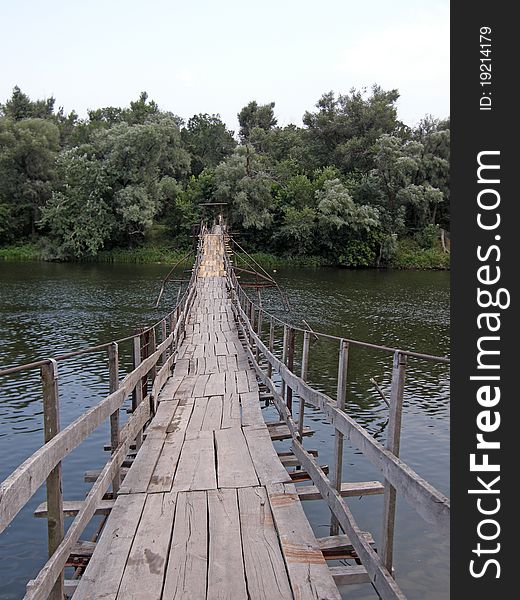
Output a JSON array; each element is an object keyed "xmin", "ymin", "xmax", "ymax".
[
  {"xmin": 268, "ymin": 423, "xmax": 313, "ymax": 441},
  {"xmin": 240, "ymin": 391, "xmax": 265, "ymax": 428},
  {"xmin": 204, "ymin": 372, "xmax": 225, "ymax": 396},
  {"xmin": 147, "ymin": 431, "xmax": 185, "ymax": 493},
  {"xmin": 166, "ymin": 398, "xmax": 194, "ymax": 434},
  {"xmin": 267, "ymin": 483, "xmax": 341, "ymax": 600},
  {"xmin": 145, "ymin": 399, "xmax": 179, "ymax": 439},
  {"xmin": 329, "ymin": 565, "xmax": 371, "ymax": 585},
  {"xmin": 118, "ymin": 435, "xmax": 164, "ymax": 494},
  {"xmin": 162, "ymin": 491, "xmax": 208, "ymax": 600},
  {"xmin": 221, "ymin": 393, "xmax": 241, "ymax": 429},
  {"xmin": 235, "ymin": 371, "xmax": 249, "ymax": 394},
  {"xmin": 214, "ymin": 428, "xmax": 259, "ymax": 489},
  {"xmin": 297, "ymin": 480, "xmax": 385, "ymax": 500},
  {"xmin": 201, "ymin": 396, "xmax": 222, "ymax": 431},
  {"xmin": 71, "ymin": 494, "xmax": 147, "ymax": 600},
  {"xmin": 185, "ymin": 397, "xmax": 209, "ymax": 435},
  {"xmin": 116, "ymin": 493, "xmax": 176, "ymax": 599},
  {"xmin": 207, "ymin": 488, "xmax": 248, "ymax": 600},
  {"xmin": 238, "ymin": 486, "xmax": 293, "ymax": 600},
  {"xmin": 171, "ymin": 430, "xmax": 217, "ymax": 492},
  {"xmin": 34, "ymin": 499, "xmax": 115, "ymax": 518},
  {"xmin": 192, "ymin": 373, "xmax": 210, "ymax": 397},
  {"xmin": 243, "ymin": 427, "xmax": 292, "ymax": 485}
]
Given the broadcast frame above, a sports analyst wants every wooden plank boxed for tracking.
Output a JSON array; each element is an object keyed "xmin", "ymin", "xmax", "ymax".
[
  {"xmin": 243, "ymin": 427, "xmax": 292, "ymax": 485},
  {"xmin": 34, "ymin": 499, "xmax": 115, "ymax": 518},
  {"xmin": 201, "ymin": 396, "xmax": 222, "ymax": 431},
  {"xmin": 166, "ymin": 398, "xmax": 194, "ymax": 433},
  {"xmin": 235, "ymin": 371, "xmax": 249, "ymax": 394},
  {"xmin": 267, "ymin": 483, "xmax": 341, "ymax": 600},
  {"xmin": 145, "ymin": 399, "xmax": 179, "ymax": 438},
  {"xmin": 269, "ymin": 424, "xmax": 313, "ymax": 441},
  {"xmin": 116, "ymin": 492, "xmax": 176, "ymax": 600},
  {"xmin": 185, "ymin": 397, "xmax": 209, "ymax": 435},
  {"xmin": 72, "ymin": 494, "xmax": 147, "ymax": 600},
  {"xmin": 171, "ymin": 430, "xmax": 217, "ymax": 491},
  {"xmin": 204, "ymin": 372, "xmax": 225, "ymax": 396},
  {"xmin": 329, "ymin": 565, "xmax": 371, "ymax": 585},
  {"xmin": 175, "ymin": 375, "xmax": 197, "ymax": 399},
  {"xmin": 214, "ymin": 428, "xmax": 259, "ymax": 489},
  {"xmin": 162, "ymin": 491, "xmax": 208, "ymax": 600},
  {"xmin": 147, "ymin": 431, "xmax": 186, "ymax": 493},
  {"xmin": 240, "ymin": 391, "xmax": 265, "ymax": 427},
  {"xmin": 192, "ymin": 373, "xmax": 210, "ymax": 397},
  {"xmin": 317, "ymin": 532, "xmax": 375, "ymax": 559},
  {"xmin": 246, "ymin": 369, "xmax": 258, "ymax": 391},
  {"xmin": 207, "ymin": 488, "xmax": 248, "ymax": 600},
  {"xmin": 118, "ymin": 435, "xmax": 164, "ymax": 494},
  {"xmin": 238, "ymin": 486, "xmax": 293, "ymax": 600},
  {"xmin": 297, "ymin": 480, "xmax": 385, "ymax": 500},
  {"xmin": 221, "ymin": 393, "xmax": 241, "ymax": 429}
]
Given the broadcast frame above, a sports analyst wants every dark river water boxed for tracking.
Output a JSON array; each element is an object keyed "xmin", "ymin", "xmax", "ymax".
[{"xmin": 0, "ymin": 261, "xmax": 449, "ymax": 599}]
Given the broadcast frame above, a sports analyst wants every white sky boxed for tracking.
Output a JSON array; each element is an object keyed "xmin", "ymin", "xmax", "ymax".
[{"xmin": 0, "ymin": 0, "xmax": 449, "ymax": 133}]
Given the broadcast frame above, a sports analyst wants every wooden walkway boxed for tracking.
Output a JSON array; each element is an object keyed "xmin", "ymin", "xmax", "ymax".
[{"xmin": 72, "ymin": 232, "xmax": 342, "ymax": 600}]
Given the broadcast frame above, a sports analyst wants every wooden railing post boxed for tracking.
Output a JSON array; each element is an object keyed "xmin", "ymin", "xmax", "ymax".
[
  {"xmin": 256, "ymin": 307, "xmax": 263, "ymax": 361},
  {"xmin": 132, "ymin": 330, "xmax": 143, "ymax": 450},
  {"xmin": 108, "ymin": 342, "xmax": 120, "ymax": 494},
  {"xmin": 286, "ymin": 328, "xmax": 295, "ymax": 413},
  {"xmin": 381, "ymin": 351, "xmax": 408, "ymax": 573},
  {"xmin": 267, "ymin": 318, "xmax": 275, "ymax": 379},
  {"xmin": 41, "ymin": 359, "xmax": 64, "ymax": 600},
  {"xmin": 161, "ymin": 319, "xmax": 168, "ymax": 364},
  {"xmin": 298, "ymin": 330, "xmax": 311, "ymax": 439},
  {"xmin": 281, "ymin": 325, "xmax": 288, "ymax": 400},
  {"xmin": 331, "ymin": 339, "xmax": 349, "ymax": 535}
]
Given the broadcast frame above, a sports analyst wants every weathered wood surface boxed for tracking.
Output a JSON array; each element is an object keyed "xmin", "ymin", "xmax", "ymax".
[{"xmin": 71, "ymin": 230, "xmax": 343, "ymax": 600}]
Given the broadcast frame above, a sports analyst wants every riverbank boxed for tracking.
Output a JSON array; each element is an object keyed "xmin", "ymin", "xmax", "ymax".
[{"xmin": 0, "ymin": 240, "xmax": 450, "ymax": 269}]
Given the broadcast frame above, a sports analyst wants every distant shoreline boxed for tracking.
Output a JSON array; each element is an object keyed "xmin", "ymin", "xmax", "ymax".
[{"xmin": 0, "ymin": 243, "xmax": 450, "ymax": 270}]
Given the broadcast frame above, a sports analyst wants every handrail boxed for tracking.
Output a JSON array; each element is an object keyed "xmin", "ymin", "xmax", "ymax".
[{"xmin": 223, "ymin": 242, "xmax": 449, "ymax": 365}]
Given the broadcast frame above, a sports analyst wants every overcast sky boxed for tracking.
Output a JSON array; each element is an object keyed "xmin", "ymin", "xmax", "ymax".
[{"xmin": 0, "ymin": 0, "xmax": 449, "ymax": 132}]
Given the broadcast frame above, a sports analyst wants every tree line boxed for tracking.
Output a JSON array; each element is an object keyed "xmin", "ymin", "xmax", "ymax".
[{"xmin": 0, "ymin": 86, "xmax": 449, "ymax": 266}]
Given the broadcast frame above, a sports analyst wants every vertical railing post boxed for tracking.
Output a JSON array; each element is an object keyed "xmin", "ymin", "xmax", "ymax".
[
  {"xmin": 108, "ymin": 342, "xmax": 120, "ymax": 494},
  {"xmin": 286, "ymin": 328, "xmax": 295, "ymax": 413},
  {"xmin": 149, "ymin": 327, "xmax": 157, "ymax": 416},
  {"xmin": 41, "ymin": 359, "xmax": 64, "ymax": 600},
  {"xmin": 298, "ymin": 330, "xmax": 311, "ymax": 439},
  {"xmin": 161, "ymin": 319, "xmax": 168, "ymax": 364},
  {"xmin": 381, "ymin": 351, "xmax": 407, "ymax": 573},
  {"xmin": 132, "ymin": 329, "xmax": 143, "ymax": 449},
  {"xmin": 256, "ymin": 307, "xmax": 263, "ymax": 361},
  {"xmin": 331, "ymin": 339, "xmax": 349, "ymax": 535},
  {"xmin": 281, "ymin": 325, "xmax": 288, "ymax": 401},
  {"xmin": 267, "ymin": 318, "xmax": 275, "ymax": 379}
]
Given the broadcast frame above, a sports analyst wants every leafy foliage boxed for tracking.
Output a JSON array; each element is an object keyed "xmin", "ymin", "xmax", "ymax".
[{"xmin": 0, "ymin": 86, "xmax": 449, "ymax": 267}]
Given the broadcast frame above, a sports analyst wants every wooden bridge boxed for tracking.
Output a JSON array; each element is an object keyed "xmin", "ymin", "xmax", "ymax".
[{"xmin": 0, "ymin": 225, "xmax": 450, "ymax": 600}]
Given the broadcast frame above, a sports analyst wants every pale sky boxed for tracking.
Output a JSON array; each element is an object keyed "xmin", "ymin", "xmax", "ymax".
[{"xmin": 0, "ymin": 0, "xmax": 449, "ymax": 133}]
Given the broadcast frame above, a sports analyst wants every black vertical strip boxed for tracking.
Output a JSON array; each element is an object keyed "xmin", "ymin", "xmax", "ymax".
[{"xmin": 451, "ymin": 3, "xmax": 515, "ymax": 598}]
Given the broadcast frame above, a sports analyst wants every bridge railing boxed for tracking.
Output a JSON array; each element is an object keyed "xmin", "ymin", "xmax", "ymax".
[
  {"xmin": 0, "ymin": 235, "xmax": 204, "ymax": 600},
  {"xmin": 223, "ymin": 239, "xmax": 450, "ymax": 600}
]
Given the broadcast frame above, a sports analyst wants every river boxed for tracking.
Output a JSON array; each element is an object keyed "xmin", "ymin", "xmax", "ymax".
[{"xmin": 0, "ymin": 261, "xmax": 449, "ymax": 599}]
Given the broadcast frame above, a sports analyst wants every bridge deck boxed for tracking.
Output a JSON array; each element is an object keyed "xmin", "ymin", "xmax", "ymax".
[{"xmin": 73, "ymin": 233, "xmax": 341, "ymax": 600}]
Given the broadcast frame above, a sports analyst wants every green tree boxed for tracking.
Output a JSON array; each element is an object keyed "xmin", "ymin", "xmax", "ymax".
[
  {"xmin": 0, "ymin": 117, "xmax": 60, "ymax": 238},
  {"xmin": 214, "ymin": 146, "xmax": 273, "ymax": 230},
  {"xmin": 237, "ymin": 101, "xmax": 277, "ymax": 141},
  {"xmin": 181, "ymin": 114, "xmax": 236, "ymax": 176},
  {"xmin": 303, "ymin": 86, "xmax": 401, "ymax": 173}
]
